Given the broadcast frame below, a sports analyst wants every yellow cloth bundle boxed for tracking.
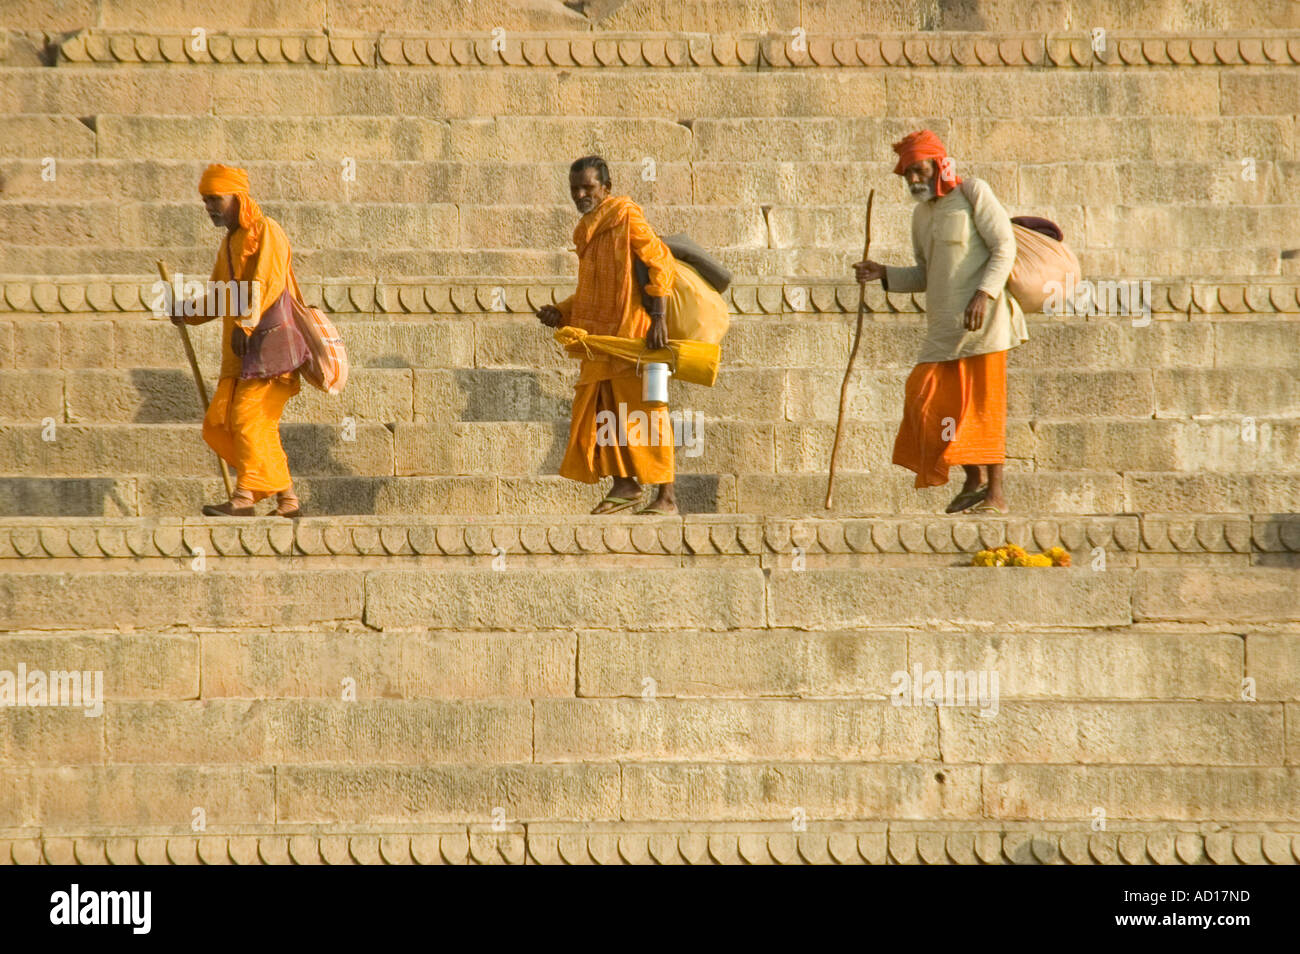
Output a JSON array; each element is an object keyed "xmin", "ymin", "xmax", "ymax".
[
  {"xmin": 666, "ymin": 260, "xmax": 730, "ymax": 344},
  {"xmin": 554, "ymin": 326, "xmax": 720, "ymax": 387}
]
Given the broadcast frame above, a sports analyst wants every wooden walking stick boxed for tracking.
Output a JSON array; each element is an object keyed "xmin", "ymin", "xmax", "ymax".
[
  {"xmin": 825, "ymin": 190, "xmax": 874, "ymax": 509},
  {"xmin": 156, "ymin": 260, "xmax": 234, "ymax": 497}
]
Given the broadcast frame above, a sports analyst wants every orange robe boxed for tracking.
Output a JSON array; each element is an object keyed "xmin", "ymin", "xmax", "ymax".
[
  {"xmin": 555, "ymin": 196, "xmax": 676, "ymax": 486},
  {"xmin": 892, "ymin": 350, "xmax": 1006, "ymax": 488},
  {"xmin": 200, "ymin": 216, "xmax": 301, "ymax": 501}
]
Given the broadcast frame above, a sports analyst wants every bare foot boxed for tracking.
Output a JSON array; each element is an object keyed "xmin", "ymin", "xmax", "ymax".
[{"xmin": 636, "ymin": 484, "xmax": 678, "ymax": 515}]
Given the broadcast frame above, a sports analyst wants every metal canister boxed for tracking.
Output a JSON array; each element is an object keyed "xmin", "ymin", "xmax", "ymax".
[{"xmin": 641, "ymin": 361, "xmax": 670, "ymax": 406}]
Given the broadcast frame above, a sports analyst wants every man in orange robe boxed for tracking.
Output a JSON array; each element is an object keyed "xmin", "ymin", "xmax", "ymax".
[
  {"xmin": 854, "ymin": 131, "xmax": 1026, "ymax": 513},
  {"xmin": 537, "ymin": 156, "xmax": 679, "ymax": 514},
  {"xmin": 171, "ymin": 164, "xmax": 304, "ymax": 517}
]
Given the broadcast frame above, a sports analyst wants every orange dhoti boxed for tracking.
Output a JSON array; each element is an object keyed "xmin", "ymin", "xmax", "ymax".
[
  {"xmin": 559, "ymin": 358, "xmax": 674, "ymax": 485},
  {"xmin": 202, "ymin": 372, "xmax": 301, "ymax": 501},
  {"xmin": 892, "ymin": 350, "xmax": 1006, "ymax": 488}
]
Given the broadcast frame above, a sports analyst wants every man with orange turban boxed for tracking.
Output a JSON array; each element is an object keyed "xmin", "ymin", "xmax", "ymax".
[
  {"xmin": 854, "ymin": 130, "xmax": 1027, "ymax": 513},
  {"xmin": 171, "ymin": 164, "xmax": 308, "ymax": 516},
  {"xmin": 536, "ymin": 156, "xmax": 679, "ymax": 514}
]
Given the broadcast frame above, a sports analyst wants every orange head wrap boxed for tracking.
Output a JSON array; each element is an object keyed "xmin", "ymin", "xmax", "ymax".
[
  {"xmin": 891, "ymin": 129, "xmax": 961, "ymax": 198},
  {"xmin": 198, "ymin": 163, "xmax": 266, "ymax": 271}
]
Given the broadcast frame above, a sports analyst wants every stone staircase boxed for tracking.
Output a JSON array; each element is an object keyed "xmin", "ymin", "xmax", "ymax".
[
  {"xmin": 1, "ymin": 510, "xmax": 1298, "ymax": 864},
  {"xmin": 1, "ymin": 0, "xmax": 1299, "ymax": 863},
  {"xmin": 4, "ymin": 276, "xmax": 1300, "ymax": 517}
]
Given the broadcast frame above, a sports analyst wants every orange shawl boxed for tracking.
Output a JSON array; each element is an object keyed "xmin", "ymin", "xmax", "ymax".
[{"xmin": 555, "ymin": 195, "xmax": 675, "ymax": 340}]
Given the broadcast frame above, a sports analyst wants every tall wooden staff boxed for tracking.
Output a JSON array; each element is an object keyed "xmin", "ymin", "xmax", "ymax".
[
  {"xmin": 825, "ymin": 190, "xmax": 874, "ymax": 509},
  {"xmin": 156, "ymin": 260, "xmax": 234, "ymax": 497}
]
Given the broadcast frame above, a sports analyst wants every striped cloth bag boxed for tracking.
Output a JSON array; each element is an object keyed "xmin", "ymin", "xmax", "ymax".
[{"xmin": 288, "ymin": 270, "xmax": 348, "ymax": 394}]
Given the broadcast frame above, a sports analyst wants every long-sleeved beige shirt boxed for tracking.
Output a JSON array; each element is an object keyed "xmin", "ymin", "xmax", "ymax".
[{"xmin": 884, "ymin": 178, "xmax": 1028, "ymax": 364}]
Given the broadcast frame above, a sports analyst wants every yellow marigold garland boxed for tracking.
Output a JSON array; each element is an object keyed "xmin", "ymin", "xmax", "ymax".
[{"xmin": 972, "ymin": 544, "xmax": 1071, "ymax": 567}]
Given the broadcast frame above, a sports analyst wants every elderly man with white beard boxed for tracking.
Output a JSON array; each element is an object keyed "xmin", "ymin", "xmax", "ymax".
[{"xmin": 854, "ymin": 130, "xmax": 1027, "ymax": 514}]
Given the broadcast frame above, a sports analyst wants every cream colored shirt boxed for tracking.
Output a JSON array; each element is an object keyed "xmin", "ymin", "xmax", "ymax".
[{"xmin": 885, "ymin": 178, "xmax": 1028, "ymax": 364}]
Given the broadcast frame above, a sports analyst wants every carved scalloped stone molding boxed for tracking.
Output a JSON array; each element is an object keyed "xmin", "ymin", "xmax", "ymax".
[
  {"xmin": 51, "ymin": 31, "xmax": 1300, "ymax": 69},
  {"xmin": 5, "ymin": 826, "xmax": 1298, "ymax": 864},
  {"xmin": 1, "ymin": 278, "xmax": 1297, "ymax": 316},
  {"xmin": 2, "ymin": 515, "xmax": 1294, "ymax": 561}
]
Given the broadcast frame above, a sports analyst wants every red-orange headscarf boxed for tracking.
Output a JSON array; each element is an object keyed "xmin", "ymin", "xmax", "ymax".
[
  {"xmin": 198, "ymin": 163, "xmax": 266, "ymax": 275},
  {"xmin": 891, "ymin": 130, "xmax": 961, "ymax": 198}
]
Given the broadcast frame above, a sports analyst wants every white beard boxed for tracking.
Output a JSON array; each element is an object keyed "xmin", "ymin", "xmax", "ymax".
[{"xmin": 908, "ymin": 181, "xmax": 935, "ymax": 202}]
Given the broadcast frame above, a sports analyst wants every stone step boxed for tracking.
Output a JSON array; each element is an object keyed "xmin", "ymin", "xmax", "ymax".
[
  {"xmin": 3, "ymin": 696, "xmax": 1285, "ymax": 766},
  {"xmin": 3, "ymin": 2, "xmax": 589, "ymax": 34},
  {"xmin": 10, "ymin": 314, "xmax": 1300, "ymax": 385},
  {"xmin": 5, "ymin": 625, "xmax": 1279, "ymax": 702},
  {"xmin": 3, "ymin": 761, "xmax": 1300, "ymax": 827},
  {"xmin": 5, "ymin": 2, "xmax": 1297, "ymax": 34},
  {"xmin": 1, "ymin": 416, "xmax": 1297, "ymax": 479},
  {"xmin": 6, "ymin": 366, "xmax": 1300, "ymax": 425},
  {"xmin": 1, "ymin": 70, "xmax": 1291, "ymax": 139},
  {"xmin": 5, "ymin": 158, "xmax": 1298, "ymax": 210},
  {"xmin": 1, "ymin": 557, "xmax": 1297, "ymax": 630},
  {"xmin": 0, "ymin": 199, "xmax": 767, "ymax": 253},
  {"xmin": 2, "ymin": 67, "xmax": 1294, "ymax": 131},
  {"xmin": 6, "ymin": 196, "xmax": 1299, "ymax": 274},
  {"xmin": 4, "ymin": 245, "xmax": 1290, "ymax": 286},
  {"xmin": 590, "ymin": 2, "xmax": 1300, "ymax": 34},
  {"xmin": 6, "ymin": 470, "xmax": 1300, "ymax": 516},
  {"xmin": 0, "ymin": 246, "xmax": 599, "ymax": 282}
]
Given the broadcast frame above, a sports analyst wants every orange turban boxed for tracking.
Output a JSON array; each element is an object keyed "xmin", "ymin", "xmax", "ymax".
[
  {"xmin": 891, "ymin": 129, "xmax": 961, "ymax": 198},
  {"xmin": 198, "ymin": 163, "xmax": 266, "ymax": 269}
]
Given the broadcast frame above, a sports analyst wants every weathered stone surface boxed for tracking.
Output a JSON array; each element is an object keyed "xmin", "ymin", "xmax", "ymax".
[
  {"xmin": 621, "ymin": 763, "xmax": 982, "ymax": 820},
  {"xmin": 770, "ymin": 568, "xmax": 1131, "ymax": 629},
  {"xmin": 0, "ymin": 632, "xmax": 197, "ymax": 698},
  {"xmin": 402, "ymin": 632, "xmax": 576, "ymax": 698},
  {"xmin": 262, "ymin": 700, "xmax": 533, "ymax": 763},
  {"xmin": 941, "ymin": 703, "xmax": 1281, "ymax": 765},
  {"xmin": 277, "ymin": 765, "xmax": 620, "ymax": 823},
  {"xmin": 984, "ymin": 766, "xmax": 1300, "ymax": 821},
  {"xmin": 0, "ymin": 570, "xmax": 364, "ymax": 629},
  {"xmin": 1247, "ymin": 634, "xmax": 1300, "ymax": 701},
  {"xmin": 908, "ymin": 631, "xmax": 1242, "ymax": 700},
  {"xmin": 0, "ymin": 706, "xmax": 104, "ymax": 764},
  {"xmin": 365, "ymin": 568, "xmax": 766, "ymax": 630},
  {"xmin": 577, "ymin": 630, "xmax": 906, "ymax": 698},
  {"xmin": 1136, "ymin": 569, "xmax": 1300, "ymax": 623},
  {"xmin": 18, "ymin": 766, "xmax": 274, "ymax": 827},
  {"xmin": 535, "ymin": 699, "xmax": 937, "ymax": 762},
  {"xmin": 200, "ymin": 630, "xmax": 575, "ymax": 699}
]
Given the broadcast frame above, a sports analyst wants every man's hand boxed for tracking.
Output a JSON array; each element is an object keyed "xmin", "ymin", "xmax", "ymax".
[
  {"xmin": 853, "ymin": 260, "xmax": 885, "ymax": 284},
  {"xmin": 645, "ymin": 314, "xmax": 668, "ymax": 351},
  {"xmin": 536, "ymin": 305, "xmax": 563, "ymax": 328},
  {"xmin": 964, "ymin": 290, "xmax": 991, "ymax": 331},
  {"xmin": 231, "ymin": 326, "xmax": 249, "ymax": 357},
  {"xmin": 168, "ymin": 303, "xmax": 217, "ymax": 326}
]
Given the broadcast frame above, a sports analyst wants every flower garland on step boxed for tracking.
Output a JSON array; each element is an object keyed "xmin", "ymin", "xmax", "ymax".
[{"xmin": 972, "ymin": 544, "xmax": 1071, "ymax": 567}]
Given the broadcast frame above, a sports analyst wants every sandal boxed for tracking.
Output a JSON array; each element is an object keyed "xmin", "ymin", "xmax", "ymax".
[
  {"xmin": 969, "ymin": 503, "xmax": 1009, "ymax": 515},
  {"xmin": 590, "ymin": 495, "xmax": 641, "ymax": 515},
  {"xmin": 945, "ymin": 485, "xmax": 988, "ymax": 514},
  {"xmin": 202, "ymin": 501, "xmax": 256, "ymax": 517},
  {"xmin": 634, "ymin": 502, "xmax": 679, "ymax": 516},
  {"xmin": 274, "ymin": 490, "xmax": 301, "ymax": 518}
]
